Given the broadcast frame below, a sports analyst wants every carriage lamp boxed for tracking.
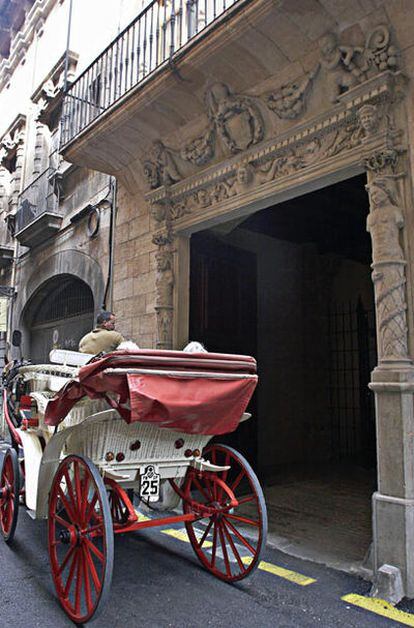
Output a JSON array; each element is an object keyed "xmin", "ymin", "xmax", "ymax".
[
  {"xmin": 105, "ymin": 451, "xmax": 115, "ymax": 462},
  {"xmin": 175, "ymin": 438, "xmax": 184, "ymax": 449},
  {"xmin": 130, "ymin": 440, "xmax": 141, "ymax": 451},
  {"xmin": 116, "ymin": 452, "xmax": 125, "ymax": 462}
]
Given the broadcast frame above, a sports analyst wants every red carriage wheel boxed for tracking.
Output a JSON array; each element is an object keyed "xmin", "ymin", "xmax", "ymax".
[
  {"xmin": 105, "ymin": 479, "xmax": 132, "ymax": 526},
  {"xmin": 48, "ymin": 455, "xmax": 114, "ymax": 624},
  {"xmin": 183, "ymin": 444, "xmax": 267, "ymax": 582},
  {"xmin": 0, "ymin": 447, "xmax": 20, "ymax": 543}
]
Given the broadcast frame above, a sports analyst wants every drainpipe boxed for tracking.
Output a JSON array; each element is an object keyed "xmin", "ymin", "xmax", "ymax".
[
  {"xmin": 63, "ymin": 0, "xmax": 74, "ymax": 92},
  {"xmin": 103, "ymin": 176, "xmax": 117, "ymax": 311}
]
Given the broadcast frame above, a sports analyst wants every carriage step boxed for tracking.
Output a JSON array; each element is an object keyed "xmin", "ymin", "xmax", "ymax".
[{"xmin": 26, "ymin": 509, "xmax": 36, "ymax": 520}]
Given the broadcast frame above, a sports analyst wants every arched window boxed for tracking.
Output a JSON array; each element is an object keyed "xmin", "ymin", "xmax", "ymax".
[{"xmin": 25, "ymin": 275, "xmax": 95, "ymax": 363}]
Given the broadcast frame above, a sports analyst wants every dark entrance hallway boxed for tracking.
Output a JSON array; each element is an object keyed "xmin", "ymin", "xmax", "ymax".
[{"xmin": 189, "ymin": 174, "xmax": 377, "ymax": 571}]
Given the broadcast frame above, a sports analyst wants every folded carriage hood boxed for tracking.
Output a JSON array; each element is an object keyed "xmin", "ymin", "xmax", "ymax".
[{"xmin": 45, "ymin": 350, "xmax": 257, "ymax": 435}]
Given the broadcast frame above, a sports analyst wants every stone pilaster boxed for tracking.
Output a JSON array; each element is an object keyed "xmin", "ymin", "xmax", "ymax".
[
  {"xmin": 365, "ymin": 150, "xmax": 414, "ymax": 599},
  {"xmin": 152, "ymin": 219, "xmax": 175, "ymax": 350}
]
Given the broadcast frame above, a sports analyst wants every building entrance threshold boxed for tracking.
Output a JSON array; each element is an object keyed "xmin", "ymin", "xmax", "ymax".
[{"xmin": 262, "ymin": 463, "xmax": 375, "ymax": 579}]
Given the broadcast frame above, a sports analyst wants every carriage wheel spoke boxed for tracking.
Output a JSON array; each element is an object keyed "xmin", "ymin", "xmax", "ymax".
[
  {"xmin": 63, "ymin": 469, "xmax": 77, "ymax": 518},
  {"xmin": 84, "ymin": 536, "xmax": 105, "ymax": 563},
  {"xmin": 231, "ymin": 469, "xmax": 245, "ymax": 493},
  {"xmin": 84, "ymin": 543, "xmax": 102, "ymax": 593},
  {"xmin": 58, "ymin": 544, "xmax": 76, "ymax": 576},
  {"xmin": 74, "ymin": 461, "xmax": 82, "ymax": 515},
  {"xmin": 74, "ymin": 550, "xmax": 83, "ymax": 615},
  {"xmin": 192, "ymin": 476, "xmax": 212, "ymax": 503},
  {"xmin": 58, "ymin": 486, "xmax": 77, "ymax": 523},
  {"xmin": 63, "ymin": 549, "xmax": 79, "ymax": 598},
  {"xmin": 235, "ymin": 494, "xmax": 255, "ymax": 507},
  {"xmin": 82, "ymin": 546, "xmax": 93, "ymax": 614},
  {"xmin": 197, "ymin": 519, "xmax": 213, "ymax": 550},
  {"xmin": 84, "ymin": 492, "xmax": 99, "ymax": 524},
  {"xmin": 211, "ymin": 522, "xmax": 218, "ymax": 569},
  {"xmin": 218, "ymin": 522, "xmax": 231, "ymax": 578},
  {"xmin": 52, "ymin": 513, "xmax": 72, "ymax": 529},
  {"xmin": 222, "ymin": 518, "xmax": 256, "ymax": 555},
  {"xmin": 222, "ymin": 520, "xmax": 245, "ymax": 571},
  {"xmin": 225, "ymin": 512, "xmax": 260, "ymax": 527},
  {"xmin": 81, "ymin": 474, "xmax": 90, "ymax": 523}
]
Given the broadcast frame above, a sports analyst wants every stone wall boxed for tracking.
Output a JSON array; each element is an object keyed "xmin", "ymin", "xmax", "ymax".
[{"xmin": 113, "ymin": 183, "xmax": 157, "ymax": 348}]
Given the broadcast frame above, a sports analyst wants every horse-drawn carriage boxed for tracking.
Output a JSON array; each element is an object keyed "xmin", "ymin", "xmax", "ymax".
[{"xmin": 0, "ymin": 347, "xmax": 267, "ymax": 623}]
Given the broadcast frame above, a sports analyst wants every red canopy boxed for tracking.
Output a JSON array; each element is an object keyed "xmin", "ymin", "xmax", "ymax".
[{"xmin": 45, "ymin": 350, "xmax": 258, "ymax": 435}]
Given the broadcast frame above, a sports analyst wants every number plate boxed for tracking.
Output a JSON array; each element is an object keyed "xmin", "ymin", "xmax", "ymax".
[{"xmin": 139, "ymin": 464, "xmax": 161, "ymax": 502}]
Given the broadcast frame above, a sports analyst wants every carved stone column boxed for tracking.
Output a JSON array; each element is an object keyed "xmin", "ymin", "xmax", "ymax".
[
  {"xmin": 365, "ymin": 149, "xmax": 414, "ymax": 600},
  {"xmin": 153, "ymin": 224, "xmax": 175, "ymax": 350}
]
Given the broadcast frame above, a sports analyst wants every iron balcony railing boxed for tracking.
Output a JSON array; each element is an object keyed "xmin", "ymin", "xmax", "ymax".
[
  {"xmin": 15, "ymin": 167, "xmax": 60, "ymax": 234},
  {"xmin": 60, "ymin": 0, "xmax": 239, "ymax": 146}
]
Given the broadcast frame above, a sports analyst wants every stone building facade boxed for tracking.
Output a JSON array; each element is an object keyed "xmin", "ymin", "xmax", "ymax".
[
  {"xmin": 58, "ymin": 0, "xmax": 414, "ymax": 600},
  {"xmin": 0, "ymin": 0, "xmax": 146, "ymax": 361},
  {"xmin": 4, "ymin": 0, "xmax": 414, "ymax": 604}
]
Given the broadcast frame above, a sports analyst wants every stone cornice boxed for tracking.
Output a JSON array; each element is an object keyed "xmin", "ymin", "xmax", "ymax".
[
  {"xmin": 0, "ymin": 0, "xmax": 58, "ymax": 90},
  {"xmin": 31, "ymin": 50, "xmax": 78, "ymax": 128}
]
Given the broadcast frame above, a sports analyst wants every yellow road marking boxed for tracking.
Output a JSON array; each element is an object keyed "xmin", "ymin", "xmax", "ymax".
[
  {"xmin": 342, "ymin": 594, "xmax": 414, "ymax": 626},
  {"xmin": 162, "ymin": 527, "xmax": 213, "ymax": 548},
  {"xmin": 242, "ymin": 557, "xmax": 316, "ymax": 586},
  {"xmin": 134, "ymin": 510, "xmax": 151, "ymax": 522}
]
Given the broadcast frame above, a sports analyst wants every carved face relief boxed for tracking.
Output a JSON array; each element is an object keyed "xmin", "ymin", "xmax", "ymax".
[
  {"xmin": 144, "ymin": 161, "xmax": 160, "ymax": 189},
  {"xmin": 358, "ymin": 105, "xmax": 379, "ymax": 135},
  {"xmin": 236, "ymin": 163, "xmax": 253, "ymax": 186},
  {"xmin": 197, "ymin": 189, "xmax": 211, "ymax": 208},
  {"xmin": 319, "ymin": 33, "xmax": 340, "ymax": 66}
]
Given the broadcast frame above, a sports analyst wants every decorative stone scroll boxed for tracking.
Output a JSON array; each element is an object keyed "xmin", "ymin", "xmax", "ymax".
[{"xmin": 365, "ymin": 160, "xmax": 411, "ymax": 366}]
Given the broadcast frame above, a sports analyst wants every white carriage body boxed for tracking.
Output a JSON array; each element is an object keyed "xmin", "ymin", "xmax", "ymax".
[{"xmin": 13, "ymin": 350, "xmax": 255, "ymax": 519}]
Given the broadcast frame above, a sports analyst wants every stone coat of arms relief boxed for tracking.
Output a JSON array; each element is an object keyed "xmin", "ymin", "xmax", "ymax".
[{"xmin": 146, "ymin": 23, "xmax": 410, "ymax": 351}]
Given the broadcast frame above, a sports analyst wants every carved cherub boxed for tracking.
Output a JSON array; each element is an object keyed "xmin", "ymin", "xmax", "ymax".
[{"xmin": 319, "ymin": 32, "xmax": 366, "ymax": 102}]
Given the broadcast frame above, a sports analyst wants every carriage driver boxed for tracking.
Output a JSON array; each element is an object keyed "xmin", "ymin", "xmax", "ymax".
[{"xmin": 79, "ymin": 310, "xmax": 124, "ymax": 354}]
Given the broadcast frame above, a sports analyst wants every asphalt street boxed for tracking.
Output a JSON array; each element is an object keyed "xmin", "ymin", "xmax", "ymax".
[{"xmin": 2, "ymin": 485, "xmax": 414, "ymax": 628}]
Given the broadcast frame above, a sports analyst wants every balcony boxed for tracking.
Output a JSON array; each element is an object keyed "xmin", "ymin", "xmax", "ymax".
[
  {"xmin": 60, "ymin": 0, "xmax": 240, "ymax": 147},
  {"xmin": 15, "ymin": 168, "xmax": 62, "ymax": 248},
  {"xmin": 59, "ymin": 0, "xmax": 274, "ymax": 185}
]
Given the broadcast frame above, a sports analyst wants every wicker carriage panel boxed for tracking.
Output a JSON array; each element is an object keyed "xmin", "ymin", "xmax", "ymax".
[{"xmin": 65, "ymin": 416, "xmax": 211, "ymax": 465}]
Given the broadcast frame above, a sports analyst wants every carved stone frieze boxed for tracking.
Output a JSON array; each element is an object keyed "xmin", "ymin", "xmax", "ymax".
[
  {"xmin": 142, "ymin": 25, "xmax": 402, "ymax": 193},
  {"xmin": 146, "ymin": 73, "xmax": 405, "ymax": 222},
  {"xmin": 365, "ymin": 174, "xmax": 411, "ymax": 365}
]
